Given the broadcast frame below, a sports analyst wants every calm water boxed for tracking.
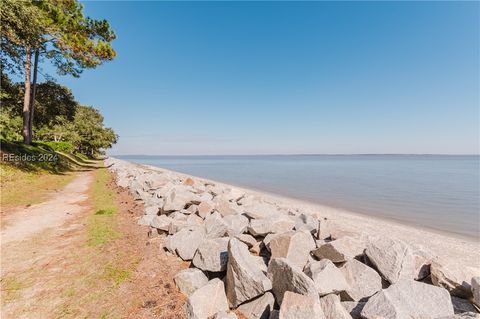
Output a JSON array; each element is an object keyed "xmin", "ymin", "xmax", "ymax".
[{"xmin": 117, "ymin": 155, "xmax": 480, "ymax": 239}]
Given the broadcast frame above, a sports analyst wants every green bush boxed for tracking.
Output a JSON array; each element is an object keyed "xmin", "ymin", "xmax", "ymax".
[{"xmin": 36, "ymin": 141, "xmax": 75, "ymax": 153}]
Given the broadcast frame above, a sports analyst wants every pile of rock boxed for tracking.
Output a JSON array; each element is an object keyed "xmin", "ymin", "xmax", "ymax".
[{"xmin": 106, "ymin": 158, "xmax": 480, "ymax": 319}]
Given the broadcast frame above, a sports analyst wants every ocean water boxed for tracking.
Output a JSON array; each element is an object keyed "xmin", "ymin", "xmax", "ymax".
[{"xmin": 116, "ymin": 155, "xmax": 480, "ymax": 239}]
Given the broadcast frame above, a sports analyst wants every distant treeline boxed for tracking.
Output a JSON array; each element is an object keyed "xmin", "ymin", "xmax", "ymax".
[{"xmin": 0, "ymin": 0, "xmax": 117, "ymax": 157}]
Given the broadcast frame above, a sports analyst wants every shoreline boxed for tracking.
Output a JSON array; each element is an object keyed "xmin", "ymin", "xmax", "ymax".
[{"xmin": 116, "ymin": 158, "xmax": 480, "ymax": 268}]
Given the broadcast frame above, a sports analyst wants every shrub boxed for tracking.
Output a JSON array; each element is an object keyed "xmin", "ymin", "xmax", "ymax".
[{"xmin": 38, "ymin": 141, "xmax": 75, "ymax": 153}]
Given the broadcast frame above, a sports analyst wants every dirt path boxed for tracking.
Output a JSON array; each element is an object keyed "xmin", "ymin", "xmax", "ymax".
[
  {"xmin": 1, "ymin": 170, "xmax": 187, "ymax": 319},
  {"xmin": 1, "ymin": 172, "xmax": 93, "ymax": 244}
]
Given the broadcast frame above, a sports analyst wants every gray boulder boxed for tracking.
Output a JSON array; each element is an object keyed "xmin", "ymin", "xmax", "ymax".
[
  {"xmin": 185, "ymin": 278, "xmax": 229, "ymax": 319},
  {"xmin": 437, "ymin": 314, "xmax": 480, "ymax": 319},
  {"xmin": 361, "ymin": 280, "xmax": 454, "ymax": 319},
  {"xmin": 319, "ymin": 294, "xmax": 352, "ymax": 319},
  {"xmin": 205, "ymin": 211, "xmax": 229, "ymax": 238},
  {"xmin": 150, "ymin": 215, "xmax": 172, "ymax": 231},
  {"xmin": 267, "ymin": 257, "xmax": 318, "ymax": 305},
  {"xmin": 235, "ymin": 234, "xmax": 258, "ymax": 248},
  {"xmin": 473, "ymin": 277, "xmax": 480, "ymax": 307},
  {"xmin": 192, "ymin": 237, "xmax": 229, "ymax": 272},
  {"xmin": 226, "ymin": 239, "xmax": 272, "ymax": 307},
  {"xmin": 243, "ymin": 202, "xmax": 279, "ymax": 219},
  {"xmin": 279, "ymin": 291, "xmax": 325, "ymax": 319},
  {"xmin": 168, "ymin": 226, "xmax": 206, "ymax": 260},
  {"xmin": 223, "ymin": 214, "xmax": 249, "ymax": 235},
  {"xmin": 431, "ymin": 261, "xmax": 476, "ymax": 299},
  {"xmin": 304, "ymin": 259, "xmax": 349, "ymax": 296},
  {"xmin": 138, "ymin": 213, "xmax": 156, "ymax": 226},
  {"xmin": 316, "ymin": 218, "xmax": 331, "ymax": 240},
  {"xmin": 237, "ymin": 292, "xmax": 275, "ymax": 319},
  {"xmin": 365, "ymin": 236, "xmax": 415, "ymax": 284},
  {"xmin": 451, "ymin": 296, "xmax": 478, "ymax": 314},
  {"xmin": 198, "ymin": 201, "xmax": 214, "ymax": 218},
  {"xmin": 269, "ymin": 231, "xmax": 316, "ymax": 270},
  {"xmin": 312, "ymin": 236, "xmax": 365, "ymax": 263},
  {"xmin": 412, "ymin": 245, "xmax": 434, "ymax": 280},
  {"xmin": 163, "ymin": 186, "xmax": 200, "ymax": 212},
  {"xmin": 174, "ymin": 268, "xmax": 209, "ymax": 296},
  {"xmin": 214, "ymin": 196, "xmax": 241, "ymax": 216},
  {"xmin": 248, "ymin": 217, "xmax": 295, "ymax": 237},
  {"xmin": 144, "ymin": 205, "xmax": 160, "ymax": 215},
  {"xmin": 214, "ymin": 311, "xmax": 238, "ymax": 319},
  {"xmin": 294, "ymin": 213, "xmax": 319, "ymax": 235},
  {"xmin": 186, "ymin": 213, "xmax": 204, "ymax": 226},
  {"xmin": 340, "ymin": 259, "xmax": 382, "ymax": 301},
  {"xmin": 341, "ymin": 301, "xmax": 365, "ymax": 319},
  {"xmin": 269, "ymin": 310, "xmax": 279, "ymax": 319}
]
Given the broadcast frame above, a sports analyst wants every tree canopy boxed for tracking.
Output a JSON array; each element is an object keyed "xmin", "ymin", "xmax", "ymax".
[{"xmin": 0, "ymin": 0, "xmax": 116, "ymax": 144}]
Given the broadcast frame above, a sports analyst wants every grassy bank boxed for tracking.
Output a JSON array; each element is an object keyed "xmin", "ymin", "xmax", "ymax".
[
  {"xmin": 88, "ymin": 168, "xmax": 120, "ymax": 246},
  {"xmin": 0, "ymin": 141, "xmax": 101, "ymax": 209}
]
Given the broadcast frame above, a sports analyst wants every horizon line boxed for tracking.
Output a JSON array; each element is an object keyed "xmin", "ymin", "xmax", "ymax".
[{"xmin": 109, "ymin": 153, "xmax": 480, "ymax": 157}]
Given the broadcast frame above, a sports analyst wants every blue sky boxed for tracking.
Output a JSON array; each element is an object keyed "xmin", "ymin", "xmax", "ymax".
[{"xmin": 47, "ymin": 1, "xmax": 479, "ymax": 155}]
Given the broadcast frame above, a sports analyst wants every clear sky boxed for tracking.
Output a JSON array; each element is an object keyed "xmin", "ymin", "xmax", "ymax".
[{"xmin": 47, "ymin": 1, "xmax": 479, "ymax": 155}]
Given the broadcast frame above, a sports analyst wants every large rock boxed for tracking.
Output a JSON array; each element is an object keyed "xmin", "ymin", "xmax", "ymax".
[
  {"xmin": 294, "ymin": 213, "xmax": 319, "ymax": 236},
  {"xmin": 365, "ymin": 236, "xmax": 415, "ymax": 284},
  {"xmin": 451, "ymin": 296, "xmax": 478, "ymax": 314},
  {"xmin": 221, "ymin": 187, "xmax": 245, "ymax": 202},
  {"xmin": 213, "ymin": 196, "xmax": 241, "ymax": 216},
  {"xmin": 269, "ymin": 310, "xmax": 279, "ymax": 319},
  {"xmin": 150, "ymin": 215, "xmax": 172, "ymax": 231},
  {"xmin": 267, "ymin": 257, "xmax": 318, "ymax": 305},
  {"xmin": 226, "ymin": 238, "xmax": 272, "ymax": 307},
  {"xmin": 304, "ymin": 259, "xmax": 349, "ymax": 296},
  {"xmin": 312, "ymin": 236, "xmax": 365, "ymax": 263},
  {"xmin": 279, "ymin": 291, "xmax": 325, "ymax": 319},
  {"xmin": 235, "ymin": 234, "xmax": 258, "ymax": 248},
  {"xmin": 163, "ymin": 186, "xmax": 200, "ymax": 212},
  {"xmin": 341, "ymin": 301, "xmax": 365, "ymax": 319},
  {"xmin": 438, "ymin": 314, "xmax": 480, "ymax": 319},
  {"xmin": 214, "ymin": 311, "xmax": 238, "ymax": 319},
  {"xmin": 411, "ymin": 245, "xmax": 434, "ymax": 280},
  {"xmin": 144, "ymin": 205, "xmax": 160, "ymax": 215},
  {"xmin": 243, "ymin": 202, "xmax": 279, "ymax": 219},
  {"xmin": 138, "ymin": 213, "xmax": 156, "ymax": 226},
  {"xmin": 361, "ymin": 280, "xmax": 454, "ymax": 319},
  {"xmin": 168, "ymin": 226, "xmax": 206, "ymax": 260},
  {"xmin": 269, "ymin": 231, "xmax": 316, "ymax": 270},
  {"xmin": 340, "ymin": 259, "xmax": 382, "ymax": 301},
  {"xmin": 174, "ymin": 268, "xmax": 209, "ymax": 296},
  {"xmin": 248, "ymin": 217, "xmax": 295, "ymax": 237},
  {"xmin": 192, "ymin": 237, "xmax": 229, "ymax": 272},
  {"xmin": 186, "ymin": 213, "xmax": 204, "ymax": 226},
  {"xmin": 237, "ymin": 292, "xmax": 275, "ymax": 319},
  {"xmin": 223, "ymin": 214, "xmax": 249, "ymax": 235},
  {"xmin": 185, "ymin": 278, "xmax": 229, "ymax": 319},
  {"xmin": 205, "ymin": 212, "xmax": 229, "ymax": 238},
  {"xmin": 430, "ymin": 261, "xmax": 476, "ymax": 299},
  {"xmin": 473, "ymin": 277, "xmax": 480, "ymax": 307},
  {"xmin": 319, "ymin": 294, "xmax": 353, "ymax": 319},
  {"xmin": 316, "ymin": 218, "xmax": 331, "ymax": 240},
  {"xmin": 197, "ymin": 201, "xmax": 214, "ymax": 218}
]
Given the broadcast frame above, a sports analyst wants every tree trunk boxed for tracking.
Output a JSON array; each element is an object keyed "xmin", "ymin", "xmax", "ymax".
[
  {"xmin": 28, "ymin": 48, "xmax": 40, "ymax": 142},
  {"xmin": 22, "ymin": 47, "xmax": 32, "ymax": 144}
]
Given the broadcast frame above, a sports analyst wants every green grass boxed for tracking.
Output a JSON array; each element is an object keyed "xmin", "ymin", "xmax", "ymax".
[
  {"xmin": 87, "ymin": 168, "xmax": 119, "ymax": 246},
  {"xmin": 103, "ymin": 264, "xmax": 131, "ymax": 286},
  {"xmin": 0, "ymin": 164, "xmax": 76, "ymax": 208},
  {"xmin": 0, "ymin": 140, "xmax": 96, "ymax": 208},
  {"xmin": 1, "ymin": 276, "xmax": 31, "ymax": 303}
]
